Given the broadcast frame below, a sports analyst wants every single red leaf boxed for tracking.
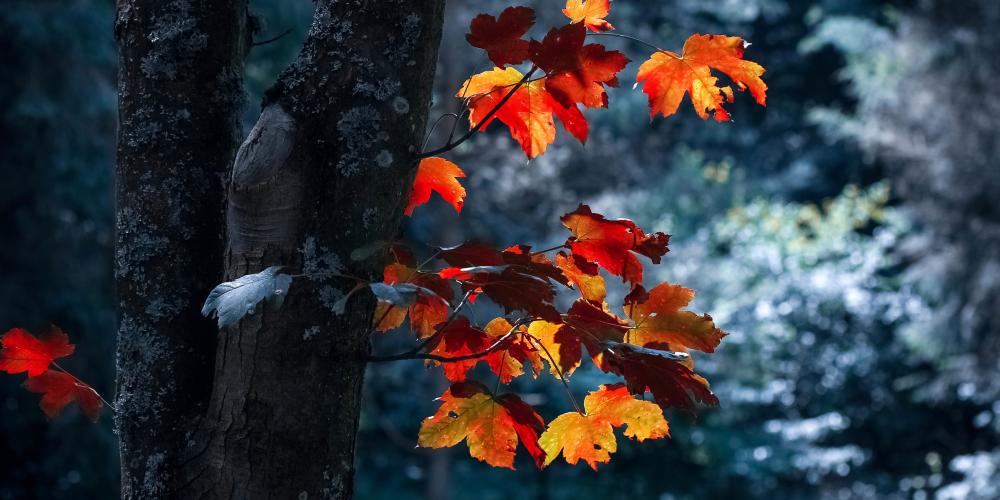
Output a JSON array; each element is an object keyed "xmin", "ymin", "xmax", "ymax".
[
  {"xmin": 0, "ymin": 327, "xmax": 75, "ymax": 377},
  {"xmin": 439, "ymin": 242, "xmax": 505, "ymax": 268},
  {"xmin": 466, "ymin": 6, "xmax": 535, "ymax": 68},
  {"xmin": 561, "ymin": 204, "xmax": 669, "ymax": 283},
  {"xmin": 23, "ymin": 369, "xmax": 103, "ymax": 422},
  {"xmin": 529, "ymin": 23, "xmax": 628, "ymax": 108},
  {"xmin": 600, "ymin": 342, "xmax": 719, "ymax": 412},
  {"xmin": 405, "ymin": 157, "xmax": 466, "ymax": 216}
]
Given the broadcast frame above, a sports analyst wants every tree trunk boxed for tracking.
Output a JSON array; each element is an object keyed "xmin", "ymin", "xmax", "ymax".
[
  {"xmin": 114, "ymin": 0, "xmax": 249, "ymax": 498},
  {"xmin": 179, "ymin": 1, "xmax": 445, "ymax": 498}
]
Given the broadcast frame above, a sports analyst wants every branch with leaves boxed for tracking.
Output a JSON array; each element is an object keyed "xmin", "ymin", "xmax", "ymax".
[{"xmin": 2, "ymin": 0, "xmax": 768, "ymax": 473}]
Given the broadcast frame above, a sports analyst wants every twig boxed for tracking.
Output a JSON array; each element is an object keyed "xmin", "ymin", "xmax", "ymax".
[
  {"xmin": 251, "ymin": 28, "xmax": 294, "ymax": 47},
  {"xmin": 51, "ymin": 361, "xmax": 117, "ymax": 412},
  {"xmin": 587, "ymin": 32, "xmax": 663, "ymax": 53},
  {"xmin": 366, "ymin": 290, "xmax": 474, "ymax": 361},
  {"xmin": 530, "ymin": 243, "xmax": 567, "ymax": 256},
  {"xmin": 417, "ymin": 66, "xmax": 539, "ymax": 159},
  {"xmin": 368, "ymin": 318, "xmax": 522, "ymax": 363},
  {"xmin": 525, "ymin": 334, "xmax": 584, "ymax": 415}
]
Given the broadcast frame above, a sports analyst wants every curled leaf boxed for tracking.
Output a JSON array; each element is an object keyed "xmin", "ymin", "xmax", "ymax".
[{"xmin": 201, "ymin": 266, "xmax": 294, "ymax": 328}]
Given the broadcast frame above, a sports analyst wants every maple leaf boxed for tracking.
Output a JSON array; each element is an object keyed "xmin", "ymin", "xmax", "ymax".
[
  {"xmin": 418, "ymin": 381, "xmax": 546, "ymax": 469},
  {"xmin": 635, "ymin": 34, "xmax": 767, "ymax": 121},
  {"xmin": 561, "ymin": 204, "xmax": 669, "ymax": 283},
  {"xmin": 441, "ymin": 265, "xmax": 561, "ymax": 322},
  {"xmin": 555, "ymin": 251, "xmax": 606, "ymax": 302},
  {"xmin": 439, "ymin": 241, "xmax": 505, "ymax": 268},
  {"xmin": 539, "ymin": 383, "xmax": 667, "ymax": 469},
  {"xmin": 0, "ymin": 327, "xmax": 75, "ymax": 377},
  {"xmin": 527, "ymin": 320, "xmax": 582, "ymax": 378},
  {"xmin": 501, "ymin": 245, "xmax": 569, "ymax": 286},
  {"xmin": 484, "ymin": 317, "xmax": 543, "ymax": 382},
  {"xmin": 462, "ymin": 67, "xmax": 588, "ymax": 158},
  {"xmin": 23, "ymin": 370, "xmax": 103, "ymax": 422},
  {"xmin": 564, "ymin": 298, "xmax": 630, "ymax": 358},
  {"xmin": 466, "ymin": 6, "xmax": 535, "ymax": 68},
  {"xmin": 562, "ymin": 0, "xmax": 615, "ymax": 32},
  {"xmin": 373, "ymin": 301, "xmax": 408, "ymax": 331},
  {"xmin": 625, "ymin": 283, "xmax": 727, "ymax": 353},
  {"xmin": 529, "ymin": 22, "xmax": 628, "ymax": 108},
  {"xmin": 405, "ymin": 157, "xmax": 466, "ymax": 216},
  {"xmin": 427, "ymin": 317, "xmax": 491, "ymax": 382},
  {"xmin": 601, "ymin": 342, "xmax": 719, "ymax": 412},
  {"xmin": 375, "ymin": 262, "xmax": 453, "ymax": 337}
]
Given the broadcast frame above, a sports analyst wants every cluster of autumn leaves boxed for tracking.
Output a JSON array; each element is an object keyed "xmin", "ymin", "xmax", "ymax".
[
  {"xmin": 0, "ymin": 0, "xmax": 768, "ymax": 473},
  {"xmin": 390, "ymin": 0, "xmax": 767, "ymax": 469},
  {"xmin": 374, "ymin": 202, "xmax": 726, "ymax": 469}
]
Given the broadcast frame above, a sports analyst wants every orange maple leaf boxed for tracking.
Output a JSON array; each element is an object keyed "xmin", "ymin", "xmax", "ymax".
[
  {"xmin": 555, "ymin": 251, "xmax": 606, "ymax": 302},
  {"xmin": 625, "ymin": 283, "xmax": 727, "ymax": 353},
  {"xmin": 23, "ymin": 369, "xmax": 103, "ymax": 422},
  {"xmin": 636, "ymin": 34, "xmax": 767, "ymax": 121},
  {"xmin": 562, "ymin": 0, "xmax": 615, "ymax": 32},
  {"xmin": 405, "ymin": 157, "xmax": 466, "ymax": 216},
  {"xmin": 539, "ymin": 384, "xmax": 667, "ymax": 469},
  {"xmin": 418, "ymin": 381, "xmax": 546, "ymax": 469},
  {"xmin": 561, "ymin": 204, "xmax": 669, "ymax": 283},
  {"xmin": 462, "ymin": 67, "xmax": 588, "ymax": 158},
  {"xmin": 374, "ymin": 262, "xmax": 452, "ymax": 338},
  {"xmin": 466, "ymin": 6, "xmax": 535, "ymax": 68},
  {"xmin": 0, "ymin": 327, "xmax": 75, "ymax": 377}
]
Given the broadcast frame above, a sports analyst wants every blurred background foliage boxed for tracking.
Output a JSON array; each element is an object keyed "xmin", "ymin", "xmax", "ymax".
[{"xmin": 2, "ymin": 0, "xmax": 998, "ymax": 498}]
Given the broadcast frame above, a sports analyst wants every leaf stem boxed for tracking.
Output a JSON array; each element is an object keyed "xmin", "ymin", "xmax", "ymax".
[
  {"xmin": 368, "ymin": 318, "xmax": 523, "ymax": 363},
  {"xmin": 525, "ymin": 335, "xmax": 584, "ymax": 415},
  {"xmin": 51, "ymin": 361, "xmax": 117, "ymax": 412},
  {"xmin": 587, "ymin": 32, "xmax": 663, "ymax": 53}
]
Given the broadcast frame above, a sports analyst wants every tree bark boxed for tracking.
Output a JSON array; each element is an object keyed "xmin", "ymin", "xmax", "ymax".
[
  {"xmin": 179, "ymin": 1, "xmax": 445, "ymax": 498},
  {"xmin": 114, "ymin": 0, "xmax": 249, "ymax": 498}
]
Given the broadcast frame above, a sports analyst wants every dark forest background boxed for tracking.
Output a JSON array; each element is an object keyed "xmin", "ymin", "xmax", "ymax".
[{"xmin": 2, "ymin": 0, "xmax": 999, "ymax": 498}]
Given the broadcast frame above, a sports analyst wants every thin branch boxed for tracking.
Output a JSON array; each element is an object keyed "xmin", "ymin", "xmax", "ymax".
[
  {"xmin": 368, "ymin": 318, "xmax": 522, "ymax": 363},
  {"xmin": 587, "ymin": 32, "xmax": 663, "ymax": 53},
  {"xmin": 366, "ymin": 290, "xmax": 474, "ymax": 361},
  {"xmin": 51, "ymin": 361, "xmax": 117, "ymax": 412},
  {"xmin": 530, "ymin": 243, "xmax": 568, "ymax": 256},
  {"xmin": 251, "ymin": 28, "xmax": 294, "ymax": 47},
  {"xmin": 417, "ymin": 66, "xmax": 539, "ymax": 159}
]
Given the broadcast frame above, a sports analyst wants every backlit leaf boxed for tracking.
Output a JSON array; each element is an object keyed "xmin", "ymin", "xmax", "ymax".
[
  {"xmin": 0, "ymin": 327, "xmax": 74, "ymax": 377},
  {"xmin": 562, "ymin": 0, "xmax": 614, "ymax": 32},
  {"xmin": 418, "ymin": 381, "xmax": 546, "ymax": 469},
  {"xmin": 405, "ymin": 157, "xmax": 466, "ymax": 216},
  {"xmin": 539, "ymin": 383, "xmax": 667, "ymax": 469},
  {"xmin": 561, "ymin": 205, "xmax": 669, "ymax": 283},
  {"xmin": 636, "ymin": 34, "xmax": 767, "ymax": 121}
]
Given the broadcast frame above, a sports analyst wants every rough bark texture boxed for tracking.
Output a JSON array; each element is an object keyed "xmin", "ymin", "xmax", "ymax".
[
  {"xmin": 179, "ymin": 1, "xmax": 446, "ymax": 498},
  {"xmin": 113, "ymin": 0, "xmax": 249, "ymax": 497}
]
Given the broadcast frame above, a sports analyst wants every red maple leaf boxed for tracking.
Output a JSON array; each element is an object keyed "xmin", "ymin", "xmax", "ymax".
[
  {"xmin": 529, "ymin": 22, "xmax": 628, "ymax": 108},
  {"xmin": 561, "ymin": 204, "xmax": 669, "ymax": 283},
  {"xmin": 23, "ymin": 369, "xmax": 103, "ymax": 422},
  {"xmin": 0, "ymin": 327, "xmax": 75, "ymax": 377},
  {"xmin": 466, "ymin": 6, "xmax": 535, "ymax": 68},
  {"xmin": 405, "ymin": 157, "xmax": 466, "ymax": 216}
]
